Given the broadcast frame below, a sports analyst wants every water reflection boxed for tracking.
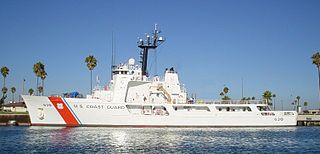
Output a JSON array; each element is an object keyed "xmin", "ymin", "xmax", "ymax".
[{"xmin": 1, "ymin": 127, "xmax": 319, "ymax": 153}]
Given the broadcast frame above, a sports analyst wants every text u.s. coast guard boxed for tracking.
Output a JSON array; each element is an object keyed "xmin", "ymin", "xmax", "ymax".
[{"xmin": 73, "ymin": 104, "xmax": 125, "ymax": 110}]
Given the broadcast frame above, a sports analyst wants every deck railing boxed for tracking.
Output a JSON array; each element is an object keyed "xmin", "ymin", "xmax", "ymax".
[{"xmin": 192, "ymin": 100, "xmax": 265, "ymax": 105}]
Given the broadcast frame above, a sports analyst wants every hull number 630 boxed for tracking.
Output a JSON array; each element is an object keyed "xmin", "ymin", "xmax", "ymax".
[{"xmin": 274, "ymin": 117, "xmax": 284, "ymax": 121}]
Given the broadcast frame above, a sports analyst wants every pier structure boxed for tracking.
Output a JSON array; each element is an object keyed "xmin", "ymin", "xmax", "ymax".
[
  {"xmin": 0, "ymin": 113, "xmax": 30, "ymax": 126},
  {"xmin": 297, "ymin": 114, "xmax": 320, "ymax": 126}
]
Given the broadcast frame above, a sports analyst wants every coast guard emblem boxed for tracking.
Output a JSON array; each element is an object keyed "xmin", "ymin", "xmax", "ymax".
[
  {"xmin": 57, "ymin": 103, "xmax": 64, "ymax": 110},
  {"xmin": 37, "ymin": 108, "xmax": 44, "ymax": 120}
]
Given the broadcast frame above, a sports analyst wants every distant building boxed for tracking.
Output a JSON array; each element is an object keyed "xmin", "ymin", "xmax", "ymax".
[{"xmin": 2, "ymin": 102, "xmax": 27, "ymax": 112}]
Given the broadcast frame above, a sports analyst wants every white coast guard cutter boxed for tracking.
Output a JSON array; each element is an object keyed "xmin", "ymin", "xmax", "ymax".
[{"xmin": 22, "ymin": 26, "xmax": 297, "ymax": 126}]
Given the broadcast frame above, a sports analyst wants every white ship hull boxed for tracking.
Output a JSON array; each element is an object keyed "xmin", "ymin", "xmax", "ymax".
[{"xmin": 22, "ymin": 95, "xmax": 297, "ymax": 127}]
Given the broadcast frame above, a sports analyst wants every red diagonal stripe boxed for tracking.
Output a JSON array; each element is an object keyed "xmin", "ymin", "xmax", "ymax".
[{"xmin": 48, "ymin": 97, "xmax": 79, "ymax": 125}]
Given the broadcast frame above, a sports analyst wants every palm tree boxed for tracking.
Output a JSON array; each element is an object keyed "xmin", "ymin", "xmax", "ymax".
[
  {"xmin": 219, "ymin": 92, "xmax": 224, "ymax": 97},
  {"xmin": 11, "ymin": 87, "xmax": 16, "ymax": 103},
  {"xmin": 0, "ymin": 94, "xmax": 6, "ymax": 110},
  {"xmin": 304, "ymin": 101, "xmax": 308, "ymax": 111},
  {"xmin": 1, "ymin": 66, "xmax": 9, "ymax": 88},
  {"xmin": 2, "ymin": 87, "xmax": 8, "ymax": 95},
  {"xmin": 1, "ymin": 67, "xmax": 9, "ymax": 106},
  {"xmin": 40, "ymin": 71, "xmax": 47, "ymax": 96},
  {"xmin": 223, "ymin": 87, "xmax": 229, "ymax": 94},
  {"xmin": 262, "ymin": 90, "xmax": 273, "ymax": 105},
  {"xmin": 33, "ymin": 62, "xmax": 46, "ymax": 95},
  {"xmin": 296, "ymin": 96, "xmax": 301, "ymax": 112},
  {"xmin": 1, "ymin": 87, "xmax": 8, "ymax": 105},
  {"xmin": 28, "ymin": 88, "xmax": 34, "ymax": 96},
  {"xmin": 85, "ymin": 55, "xmax": 97, "ymax": 94},
  {"xmin": 220, "ymin": 86, "xmax": 230, "ymax": 100},
  {"xmin": 242, "ymin": 97, "xmax": 250, "ymax": 100},
  {"xmin": 38, "ymin": 86, "xmax": 43, "ymax": 96},
  {"xmin": 33, "ymin": 62, "xmax": 43, "ymax": 95},
  {"xmin": 272, "ymin": 94, "xmax": 276, "ymax": 110},
  {"xmin": 251, "ymin": 96, "xmax": 256, "ymax": 100},
  {"xmin": 312, "ymin": 52, "xmax": 320, "ymax": 104},
  {"xmin": 0, "ymin": 97, "xmax": 4, "ymax": 110}
]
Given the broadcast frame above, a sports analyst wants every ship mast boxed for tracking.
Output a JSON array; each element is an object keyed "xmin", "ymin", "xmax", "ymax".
[
  {"xmin": 138, "ymin": 24, "xmax": 165, "ymax": 77},
  {"xmin": 111, "ymin": 31, "xmax": 116, "ymax": 79}
]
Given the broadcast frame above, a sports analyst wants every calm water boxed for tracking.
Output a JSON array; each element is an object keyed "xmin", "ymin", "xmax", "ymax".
[{"xmin": 0, "ymin": 126, "xmax": 320, "ymax": 153}]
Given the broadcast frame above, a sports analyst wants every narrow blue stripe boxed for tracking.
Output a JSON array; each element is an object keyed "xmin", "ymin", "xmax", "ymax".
[{"xmin": 62, "ymin": 98, "xmax": 82, "ymax": 124}]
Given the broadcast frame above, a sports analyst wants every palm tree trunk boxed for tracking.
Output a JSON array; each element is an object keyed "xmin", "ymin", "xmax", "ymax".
[
  {"xmin": 12, "ymin": 93, "xmax": 14, "ymax": 103},
  {"xmin": 90, "ymin": 70, "xmax": 92, "ymax": 95},
  {"xmin": 36, "ymin": 77, "xmax": 39, "ymax": 96},
  {"xmin": 3, "ymin": 77, "xmax": 5, "ymax": 88},
  {"xmin": 297, "ymin": 99, "xmax": 300, "ymax": 112},
  {"xmin": 42, "ymin": 79, "xmax": 44, "ymax": 96}
]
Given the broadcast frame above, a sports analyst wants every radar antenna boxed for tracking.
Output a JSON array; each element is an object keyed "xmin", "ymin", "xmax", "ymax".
[{"xmin": 137, "ymin": 24, "xmax": 165, "ymax": 77}]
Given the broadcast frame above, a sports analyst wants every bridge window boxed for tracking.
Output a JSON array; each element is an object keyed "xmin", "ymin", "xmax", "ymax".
[
  {"xmin": 173, "ymin": 106, "xmax": 210, "ymax": 112},
  {"xmin": 257, "ymin": 106, "xmax": 271, "ymax": 111},
  {"xmin": 216, "ymin": 106, "xmax": 252, "ymax": 112}
]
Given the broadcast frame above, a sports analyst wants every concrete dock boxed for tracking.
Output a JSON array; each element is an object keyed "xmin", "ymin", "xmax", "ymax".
[
  {"xmin": 0, "ymin": 114, "xmax": 30, "ymax": 126},
  {"xmin": 297, "ymin": 114, "xmax": 320, "ymax": 126}
]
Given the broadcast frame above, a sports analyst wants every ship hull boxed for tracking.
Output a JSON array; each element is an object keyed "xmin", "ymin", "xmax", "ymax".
[{"xmin": 22, "ymin": 95, "xmax": 297, "ymax": 127}]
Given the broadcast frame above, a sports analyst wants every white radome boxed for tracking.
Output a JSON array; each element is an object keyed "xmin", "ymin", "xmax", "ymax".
[{"xmin": 128, "ymin": 58, "xmax": 135, "ymax": 66}]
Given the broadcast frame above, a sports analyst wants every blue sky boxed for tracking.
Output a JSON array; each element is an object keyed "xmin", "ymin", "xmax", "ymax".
[{"xmin": 1, "ymin": 0, "xmax": 320, "ymax": 110}]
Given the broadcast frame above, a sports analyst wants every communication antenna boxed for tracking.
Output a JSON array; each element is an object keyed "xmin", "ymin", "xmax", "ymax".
[
  {"xmin": 137, "ymin": 24, "xmax": 165, "ymax": 77},
  {"xmin": 111, "ymin": 31, "xmax": 116, "ymax": 79},
  {"xmin": 241, "ymin": 78, "xmax": 244, "ymax": 99}
]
